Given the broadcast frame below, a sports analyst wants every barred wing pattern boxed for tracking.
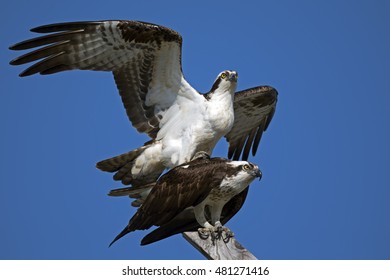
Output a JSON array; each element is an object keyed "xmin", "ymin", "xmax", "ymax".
[
  {"xmin": 9, "ymin": 20, "xmax": 196, "ymax": 139},
  {"xmin": 226, "ymin": 86, "xmax": 278, "ymax": 160}
]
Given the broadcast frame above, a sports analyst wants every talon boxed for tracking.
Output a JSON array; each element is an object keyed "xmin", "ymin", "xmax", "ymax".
[
  {"xmin": 221, "ymin": 227, "xmax": 234, "ymax": 243},
  {"xmin": 198, "ymin": 226, "xmax": 233, "ymax": 244},
  {"xmin": 214, "ymin": 225, "xmax": 223, "ymax": 239},
  {"xmin": 224, "ymin": 227, "xmax": 234, "ymax": 237},
  {"xmin": 210, "ymin": 229, "xmax": 217, "ymax": 242},
  {"xmin": 198, "ymin": 228, "xmax": 210, "ymax": 239}
]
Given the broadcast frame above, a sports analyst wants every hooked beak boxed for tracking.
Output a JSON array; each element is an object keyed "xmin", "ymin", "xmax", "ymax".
[
  {"xmin": 252, "ymin": 168, "xmax": 262, "ymax": 180},
  {"xmin": 229, "ymin": 72, "xmax": 238, "ymax": 82}
]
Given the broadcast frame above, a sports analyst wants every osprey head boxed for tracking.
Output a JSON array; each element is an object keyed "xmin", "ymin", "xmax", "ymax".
[
  {"xmin": 209, "ymin": 70, "xmax": 238, "ymax": 93},
  {"xmin": 241, "ymin": 162, "xmax": 262, "ymax": 180},
  {"xmin": 228, "ymin": 160, "xmax": 262, "ymax": 182}
]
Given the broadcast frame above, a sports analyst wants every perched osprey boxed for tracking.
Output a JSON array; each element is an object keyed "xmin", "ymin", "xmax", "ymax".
[
  {"xmin": 9, "ymin": 20, "xmax": 277, "ymax": 196},
  {"xmin": 109, "ymin": 153, "xmax": 262, "ymax": 246}
]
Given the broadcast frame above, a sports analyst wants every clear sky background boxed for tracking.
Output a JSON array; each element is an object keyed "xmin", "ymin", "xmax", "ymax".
[{"xmin": 1, "ymin": 0, "xmax": 389, "ymax": 260}]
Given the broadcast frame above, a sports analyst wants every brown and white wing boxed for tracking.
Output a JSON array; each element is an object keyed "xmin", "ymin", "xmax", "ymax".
[
  {"xmin": 140, "ymin": 187, "xmax": 250, "ymax": 245},
  {"xmin": 109, "ymin": 157, "xmax": 227, "ymax": 246},
  {"xmin": 226, "ymin": 86, "xmax": 278, "ymax": 160},
  {"xmin": 9, "ymin": 20, "xmax": 198, "ymax": 139},
  {"xmin": 127, "ymin": 158, "xmax": 228, "ymax": 230}
]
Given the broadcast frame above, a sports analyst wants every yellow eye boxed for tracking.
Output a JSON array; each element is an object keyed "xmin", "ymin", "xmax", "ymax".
[
  {"xmin": 243, "ymin": 164, "xmax": 251, "ymax": 170},
  {"xmin": 220, "ymin": 73, "xmax": 227, "ymax": 79}
]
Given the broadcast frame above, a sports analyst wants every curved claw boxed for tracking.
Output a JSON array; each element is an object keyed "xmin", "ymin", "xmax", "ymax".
[
  {"xmin": 224, "ymin": 227, "xmax": 234, "ymax": 237},
  {"xmin": 216, "ymin": 225, "xmax": 223, "ymax": 235},
  {"xmin": 221, "ymin": 227, "xmax": 234, "ymax": 243},
  {"xmin": 198, "ymin": 228, "xmax": 211, "ymax": 239},
  {"xmin": 197, "ymin": 226, "xmax": 235, "ymax": 243},
  {"xmin": 197, "ymin": 227, "xmax": 218, "ymax": 244}
]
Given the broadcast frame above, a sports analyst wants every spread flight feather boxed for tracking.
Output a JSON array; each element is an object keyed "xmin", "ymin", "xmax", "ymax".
[{"xmin": 10, "ymin": 20, "xmax": 277, "ymax": 194}]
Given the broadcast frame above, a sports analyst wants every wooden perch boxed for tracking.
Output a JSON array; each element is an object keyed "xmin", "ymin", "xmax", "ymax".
[{"xmin": 182, "ymin": 231, "xmax": 257, "ymax": 260}]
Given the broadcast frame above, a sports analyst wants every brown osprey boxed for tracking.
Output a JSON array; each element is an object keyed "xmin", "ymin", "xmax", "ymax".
[
  {"xmin": 108, "ymin": 153, "xmax": 262, "ymax": 246},
  {"xmin": 9, "ymin": 20, "xmax": 277, "ymax": 198}
]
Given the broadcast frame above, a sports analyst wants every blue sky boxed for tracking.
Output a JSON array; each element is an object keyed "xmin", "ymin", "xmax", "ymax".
[{"xmin": 1, "ymin": 0, "xmax": 389, "ymax": 260}]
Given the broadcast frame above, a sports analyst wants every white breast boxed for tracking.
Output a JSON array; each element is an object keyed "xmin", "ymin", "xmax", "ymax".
[
  {"xmin": 206, "ymin": 95, "xmax": 235, "ymax": 134},
  {"xmin": 157, "ymin": 80, "xmax": 235, "ymax": 167}
]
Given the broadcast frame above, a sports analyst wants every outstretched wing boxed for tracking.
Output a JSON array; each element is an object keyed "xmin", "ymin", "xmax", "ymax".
[
  {"xmin": 226, "ymin": 86, "xmax": 278, "ymax": 160},
  {"xmin": 9, "ymin": 20, "xmax": 199, "ymax": 139}
]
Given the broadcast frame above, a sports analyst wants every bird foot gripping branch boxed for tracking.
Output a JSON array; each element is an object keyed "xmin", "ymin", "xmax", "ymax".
[{"xmin": 198, "ymin": 226, "xmax": 235, "ymax": 245}]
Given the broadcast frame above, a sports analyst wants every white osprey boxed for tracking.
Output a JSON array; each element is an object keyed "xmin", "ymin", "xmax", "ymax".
[
  {"xmin": 10, "ymin": 20, "xmax": 277, "ymax": 193},
  {"xmin": 108, "ymin": 153, "xmax": 262, "ymax": 246}
]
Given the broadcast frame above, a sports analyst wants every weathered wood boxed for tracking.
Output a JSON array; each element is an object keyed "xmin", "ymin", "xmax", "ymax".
[{"xmin": 182, "ymin": 231, "xmax": 257, "ymax": 260}]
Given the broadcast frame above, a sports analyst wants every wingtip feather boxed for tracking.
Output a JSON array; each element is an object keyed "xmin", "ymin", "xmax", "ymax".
[
  {"xmin": 109, "ymin": 225, "xmax": 131, "ymax": 247},
  {"xmin": 29, "ymin": 21, "xmax": 99, "ymax": 33}
]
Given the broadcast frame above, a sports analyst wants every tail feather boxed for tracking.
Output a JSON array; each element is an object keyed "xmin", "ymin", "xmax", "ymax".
[
  {"xmin": 108, "ymin": 183, "xmax": 156, "ymax": 207},
  {"xmin": 108, "ymin": 183, "xmax": 155, "ymax": 197},
  {"xmin": 113, "ymin": 162, "xmax": 134, "ymax": 185},
  {"xmin": 96, "ymin": 142, "xmax": 163, "ymax": 186},
  {"xmin": 96, "ymin": 146, "xmax": 148, "ymax": 172}
]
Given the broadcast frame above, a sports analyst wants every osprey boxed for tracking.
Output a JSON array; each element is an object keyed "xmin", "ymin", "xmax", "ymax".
[
  {"xmin": 9, "ymin": 20, "xmax": 277, "ymax": 195},
  {"xmin": 109, "ymin": 153, "xmax": 262, "ymax": 246}
]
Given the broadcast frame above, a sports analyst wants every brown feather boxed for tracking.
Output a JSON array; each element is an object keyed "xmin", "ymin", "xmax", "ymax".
[
  {"xmin": 225, "ymin": 85, "xmax": 278, "ymax": 160},
  {"xmin": 10, "ymin": 20, "xmax": 183, "ymax": 137},
  {"xmin": 110, "ymin": 157, "xmax": 243, "ymax": 245},
  {"xmin": 140, "ymin": 186, "xmax": 250, "ymax": 246}
]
